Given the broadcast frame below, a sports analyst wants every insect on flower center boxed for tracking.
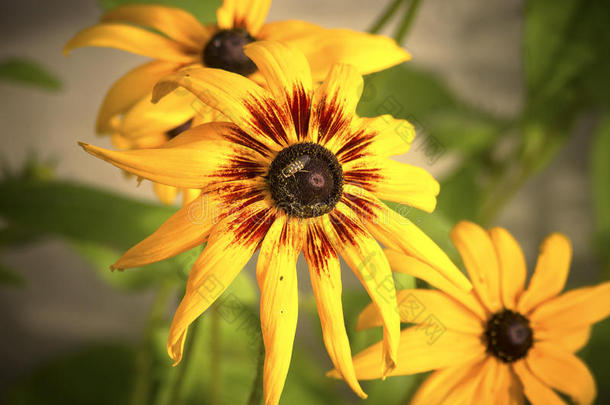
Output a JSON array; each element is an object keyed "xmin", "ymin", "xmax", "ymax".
[
  {"xmin": 484, "ymin": 309, "xmax": 534, "ymax": 363},
  {"xmin": 203, "ymin": 28, "xmax": 257, "ymax": 76},
  {"xmin": 267, "ymin": 142, "xmax": 343, "ymax": 218}
]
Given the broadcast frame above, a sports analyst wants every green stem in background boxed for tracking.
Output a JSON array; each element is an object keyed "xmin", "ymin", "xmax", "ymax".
[
  {"xmin": 130, "ymin": 282, "xmax": 174, "ymax": 405},
  {"xmin": 209, "ymin": 307, "xmax": 222, "ymax": 405},
  {"xmin": 394, "ymin": 0, "xmax": 423, "ymax": 44},
  {"xmin": 247, "ymin": 337, "xmax": 265, "ymax": 405},
  {"xmin": 166, "ymin": 319, "xmax": 201, "ymax": 405},
  {"xmin": 368, "ymin": 0, "xmax": 406, "ymax": 34},
  {"xmin": 400, "ymin": 373, "xmax": 426, "ymax": 404}
]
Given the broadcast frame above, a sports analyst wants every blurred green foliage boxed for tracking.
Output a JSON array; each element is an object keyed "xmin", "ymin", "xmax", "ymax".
[
  {"xmin": 99, "ymin": 0, "xmax": 221, "ymax": 24},
  {"xmin": 0, "ymin": 59, "xmax": 62, "ymax": 91}
]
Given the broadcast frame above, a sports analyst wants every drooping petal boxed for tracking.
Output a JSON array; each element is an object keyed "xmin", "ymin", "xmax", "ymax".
[
  {"xmin": 344, "ymin": 327, "xmax": 485, "ymax": 380},
  {"xmin": 168, "ymin": 201, "xmax": 274, "ymax": 364},
  {"xmin": 80, "ymin": 123, "xmax": 266, "ymax": 189},
  {"xmin": 281, "ymin": 27, "xmax": 410, "ymax": 80},
  {"xmin": 100, "ymin": 4, "xmax": 210, "ymax": 50},
  {"xmin": 530, "ymin": 281, "xmax": 610, "ymax": 330},
  {"xmin": 216, "ymin": 0, "xmax": 271, "ymax": 36},
  {"xmin": 112, "ymin": 193, "xmax": 220, "ymax": 270},
  {"xmin": 383, "ymin": 249, "xmax": 486, "ymax": 319},
  {"xmin": 341, "ymin": 186, "xmax": 472, "ymax": 292},
  {"xmin": 526, "ymin": 342, "xmax": 596, "ymax": 405},
  {"xmin": 153, "ymin": 182, "xmax": 178, "ymax": 205},
  {"xmin": 303, "ymin": 220, "xmax": 366, "ymax": 399},
  {"xmin": 342, "ymin": 157, "xmax": 439, "ymax": 213},
  {"xmin": 518, "ymin": 233, "xmax": 572, "ymax": 314},
  {"xmin": 64, "ymin": 23, "xmax": 196, "ymax": 62},
  {"xmin": 244, "ymin": 41, "xmax": 313, "ymax": 143},
  {"xmin": 96, "ymin": 61, "xmax": 178, "ymax": 134},
  {"xmin": 513, "ymin": 360, "xmax": 565, "ymax": 405},
  {"xmin": 356, "ymin": 289, "xmax": 483, "ymax": 335},
  {"xmin": 120, "ymin": 89, "xmax": 197, "ymax": 138},
  {"xmin": 257, "ymin": 214, "xmax": 302, "ymax": 405},
  {"xmin": 322, "ymin": 206, "xmax": 400, "ymax": 376},
  {"xmin": 409, "ymin": 354, "xmax": 488, "ymax": 405},
  {"xmin": 489, "ymin": 227, "xmax": 527, "ymax": 310},
  {"xmin": 310, "ymin": 64, "xmax": 362, "ymax": 146},
  {"xmin": 153, "ymin": 67, "xmax": 287, "ymax": 154},
  {"xmin": 450, "ymin": 221, "xmax": 502, "ymax": 313}
]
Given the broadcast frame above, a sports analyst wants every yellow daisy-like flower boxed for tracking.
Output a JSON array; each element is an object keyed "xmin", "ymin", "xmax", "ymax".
[
  {"xmin": 348, "ymin": 221, "xmax": 610, "ymax": 405},
  {"xmin": 65, "ymin": 0, "xmax": 410, "ymax": 205},
  {"xmin": 79, "ymin": 41, "xmax": 471, "ymax": 404}
]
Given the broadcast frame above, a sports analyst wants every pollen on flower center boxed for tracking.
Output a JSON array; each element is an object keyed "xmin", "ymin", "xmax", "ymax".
[
  {"xmin": 267, "ymin": 142, "xmax": 343, "ymax": 218},
  {"xmin": 203, "ymin": 28, "xmax": 257, "ymax": 75},
  {"xmin": 484, "ymin": 309, "xmax": 534, "ymax": 363}
]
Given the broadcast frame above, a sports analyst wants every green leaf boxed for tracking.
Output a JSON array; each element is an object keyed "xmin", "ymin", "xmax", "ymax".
[
  {"xmin": 0, "ymin": 262, "xmax": 25, "ymax": 287},
  {"xmin": 0, "ymin": 180, "xmax": 176, "ymax": 251},
  {"xmin": 591, "ymin": 114, "xmax": 610, "ymax": 275},
  {"xmin": 3, "ymin": 344, "xmax": 136, "ymax": 405},
  {"xmin": 437, "ymin": 161, "xmax": 482, "ymax": 223},
  {"xmin": 0, "ymin": 59, "xmax": 62, "ymax": 91},
  {"xmin": 99, "ymin": 0, "xmax": 221, "ymax": 24}
]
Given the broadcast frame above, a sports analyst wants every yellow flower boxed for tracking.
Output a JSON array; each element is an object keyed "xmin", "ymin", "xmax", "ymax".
[
  {"xmin": 65, "ymin": 0, "xmax": 410, "ymax": 205},
  {"xmin": 348, "ymin": 221, "xmax": 610, "ymax": 405},
  {"xmin": 79, "ymin": 41, "xmax": 470, "ymax": 405}
]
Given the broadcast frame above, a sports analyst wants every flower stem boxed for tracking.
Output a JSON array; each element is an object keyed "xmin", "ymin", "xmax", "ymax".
[
  {"xmin": 247, "ymin": 337, "xmax": 265, "ymax": 405},
  {"xmin": 394, "ymin": 0, "xmax": 423, "ymax": 43},
  {"xmin": 369, "ymin": 0, "xmax": 406, "ymax": 34}
]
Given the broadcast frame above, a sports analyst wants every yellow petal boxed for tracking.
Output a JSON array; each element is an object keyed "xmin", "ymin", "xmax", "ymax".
[
  {"xmin": 323, "ymin": 206, "xmax": 400, "ymax": 376},
  {"xmin": 310, "ymin": 64, "xmax": 362, "ymax": 147},
  {"xmin": 64, "ymin": 23, "xmax": 196, "ymax": 62},
  {"xmin": 526, "ymin": 342, "xmax": 596, "ymax": 405},
  {"xmin": 530, "ymin": 281, "xmax": 610, "ymax": 330},
  {"xmin": 152, "ymin": 67, "xmax": 284, "ymax": 155},
  {"xmin": 343, "ymin": 157, "xmax": 440, "ymax": 213},
  {"xmin": 153, "ymin": 182, "xmax": 178, "ymax": 205},
  {"xmin": 168, "ymin": 201, "xmax": 273, "ymax": 363},
  {"xmin": 409, "ymin": 355, "xmax": 487, "ymax": 405},
  {"xmin": 341, "ymin": 186, "xmax": 472, "ymax": 292},
  {"xmin": 96, "ymin": 61, "xmax": 178, "ymax": 134},
  {"xmin": 181, "ymin": 188, "xmax": 201, "ymax": 206},
  {"xmin": 535, "ymin": 327, "xmax": 591, "ymax": 353},
  {"xmin": 120, "ymin": 89, "xmax": 197, "ymax": 138},
  {"xmin": 489, "ymin": 227, "xmax": 527, "ymax": 310},
  {"xmin": 513, "ymin": 360, "xmax": 565, "ymax": 405},
  {"xmin": 283, "ymin": 27, "xmax": 410, "ymax": 80},
  {"xmin": 474, "ymin": 359, "xmax": 516, "ymax": 405},
  {"xmin": 217, "ymin": 0, "xmax": 271, "ymax": 35},
  {"xmin": 79, "ymin": 122, "xmax": 263, "ymax": 189},
  {"xmin": 451, "ymin": 221, "xmax": 502, "ymax": 312},
  {"xmin": 357, "ymin": 289, "xmax": 483, "ymax": 335},
  {"xmin": 303, "ymin": 221, "xmax": 366, "ymax": 399},
  {"xmin": 347, "ymin": 327, "xmax": 485, "ymax": 380},
  {"xmin": 517, "ymin": 233, "xmax": 572, "ymax": 314},
  {"xmin": 351, "ymin": 115, "xmax": 414, "ymax": 157},
  {"xmin": 244, "ymin": 41, "xmax": 313, "ymax": 143},
  {"xmin": 257, "ymin": 214, "xmax": 302, "ymax": 405},
  {"xmin": 112, "ymin": 193, "xmax": 219, "ymax": 270},
  {"xmin": 101, "ymin": 4, "xmax": 210, "ymax": 49},
  {"xmin": 259, "ymin": 20, "xmax": 325, "ymax": 42},
  {"xmin": 383, "ymin": 249, "xmax": 486, "ymax": 319}
]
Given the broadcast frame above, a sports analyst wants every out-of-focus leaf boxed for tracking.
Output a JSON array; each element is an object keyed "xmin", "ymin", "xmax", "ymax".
[
  {"xmin": 437, "ymin": 162, "xmax": 482, "ymax": 223},
  {"xmin": 358, "ymin": 64, "xmax": 505, "ymax": 157},
  {"xmin": 0, "ymin": 262, "xmax": 25, "ymax": 287},
  {"xmin": 0, "ymin": 180, "xmax": 176, "ymax": 251},
  {"xmin": 0, "ymin": 59, "xmax": 62, "ymax": 91},
  {"xmin": 3, "ymin": 344, "xmax": 136, "ymax": 405},
  {"xmin": 580, "ymin": 319, "xmax": 610, "ymax": 404},
  {"xmin": 591, "ymin": 114, "xmax": 610, "ymax": 276},
  {"xmin": 99, "ymin": 0, "xmax": 221, "ymax": 24}
]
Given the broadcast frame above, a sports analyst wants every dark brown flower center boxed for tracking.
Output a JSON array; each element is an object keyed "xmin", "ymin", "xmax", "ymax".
[
  {"xmin": 485, "ymin": 309, "xmax": 533, "ymax": 363},
  {"xmin": 165, "ymin": 118, "xmax": 193, "ymax": 140},
  {"xmin": 202, "ymin": 28, "xmax": 257, "ymax": 76},
  {"xmin": 267, "ymin": 142, "xmax": 343, "ymax": 218}
]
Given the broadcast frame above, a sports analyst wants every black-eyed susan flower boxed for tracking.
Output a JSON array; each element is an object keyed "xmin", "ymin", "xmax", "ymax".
[
  {"xmin": 349, "ymin": 221, "xmax": 610, "ymax": 405},
  {"xmin": 78, "ymin": 41, "xmax": 471, "ymax": 405},
  {"xmin": 65, "ymin": 0, "xmax": 410, "ymax": 205}
]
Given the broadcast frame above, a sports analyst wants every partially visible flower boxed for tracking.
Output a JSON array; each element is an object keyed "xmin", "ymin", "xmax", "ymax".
[
  {"xmin": 344, "ymin": 221, "xmax": 610, "ymax": 405},
  {"xmin": 65, "ymin": 0, "xmax": 410, "ymax": 204},
  {"xmin": 78, "ymin": 41, "xmax": 470, "ymax": 405}
]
